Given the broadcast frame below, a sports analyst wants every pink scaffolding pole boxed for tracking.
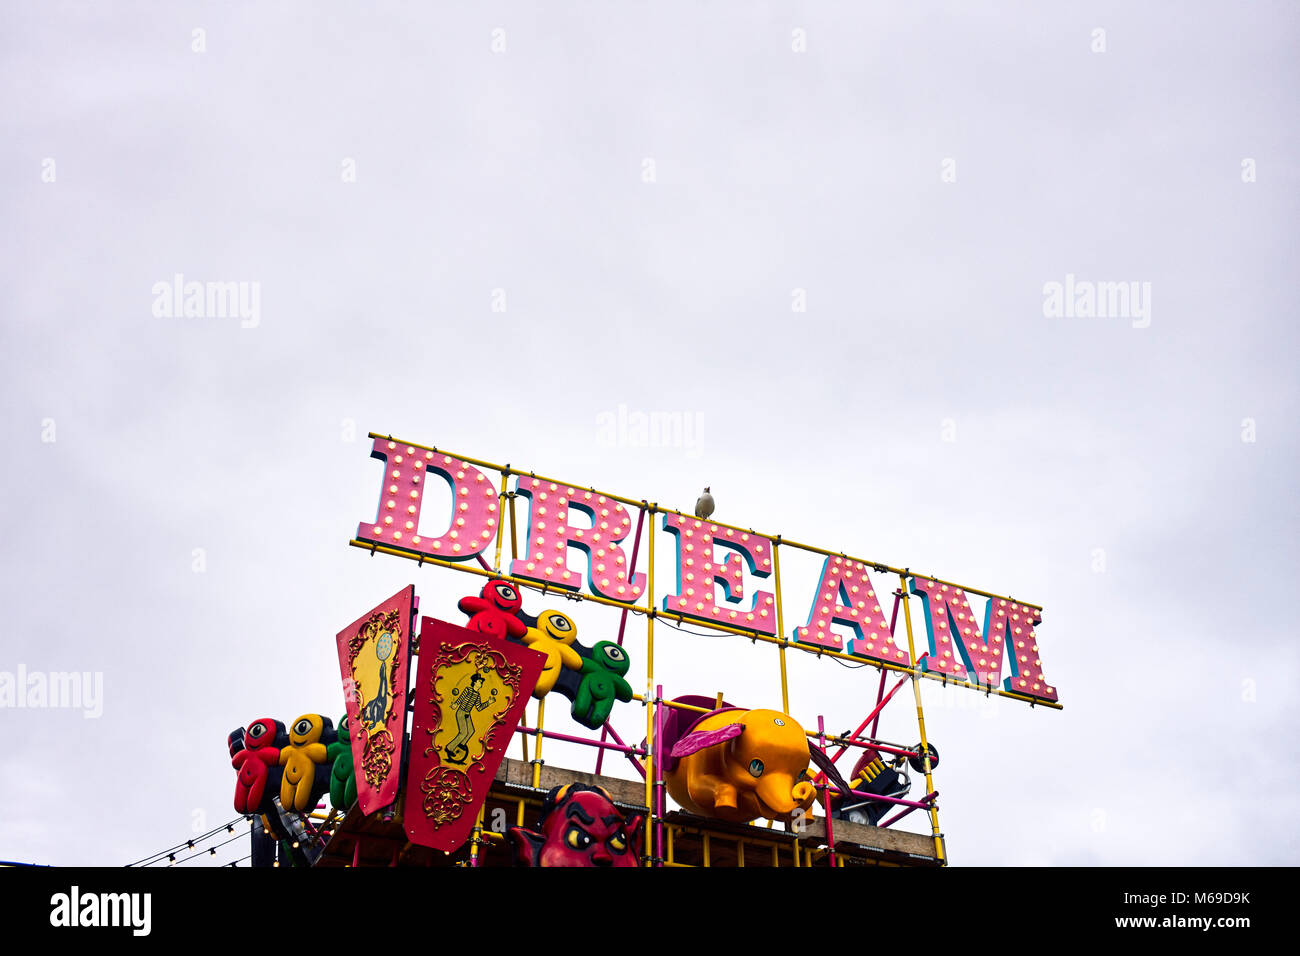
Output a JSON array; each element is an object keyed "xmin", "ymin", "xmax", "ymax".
[
  {"xmin": 840, "ymin": 786, "xmax": 934, "ymax": 811},
  {"xmin": 655, "ymin": 683, "xmax": 665, "ymax": 866},
  {"xmin": 600, "ymin": 720, "xmax": 647, "ymax": 780},
  {"xmin": 596, "ymin": 503, "xmax": 646, "ymax": 775},
  {"xmin": 516, "ymin": 724, "xmax": 646, "ymax": 756},
  {"xmin": 878, "ymin": 790, "xmax": 939, "ymax": 829}
]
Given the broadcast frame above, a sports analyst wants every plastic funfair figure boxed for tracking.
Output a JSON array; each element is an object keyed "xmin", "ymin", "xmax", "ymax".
[
  {"xmin": 458, "ymin": 579, "xmax": 528, "ymax": 641},
  {"xmin": 571, "ymin": 642, "xmax": 633, "ymax": 729},
  {"xmin": 327, "ymin": 715, "xmax": 357, "ymax": 812},
  {"xmin": 278, "ymin": 714, "xmax": 335, "ymax": 812},
  {"xmin": 230, "ymin": 718, "xmax": 286, "ymax": 814},
  {"xmin": 521, "ymin": 610, "xmax": 583, "ymax": 698},
  {"xmin": 509, "ymin": 784, "xmax": 644, "ymax": 867}
]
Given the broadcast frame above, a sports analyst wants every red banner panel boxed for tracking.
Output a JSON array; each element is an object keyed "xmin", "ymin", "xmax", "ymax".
[
  {"xmin": 335, "ymin": 585, "xmax": 415, "ymax": 815},
  {"xmin": 404, "ymin": 617, "xmax": 544, "ymax": 852}
]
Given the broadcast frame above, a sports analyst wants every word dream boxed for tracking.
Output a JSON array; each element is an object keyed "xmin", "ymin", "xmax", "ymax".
[{"xmin": 353, "ymin": 437, "xmax": 1058, "ymax": 705}]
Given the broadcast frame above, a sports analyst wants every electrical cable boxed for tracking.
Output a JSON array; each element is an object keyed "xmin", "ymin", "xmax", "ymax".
[{"xmin": 125, "ymin": 816, "xmax": 248, "ymax": 867}]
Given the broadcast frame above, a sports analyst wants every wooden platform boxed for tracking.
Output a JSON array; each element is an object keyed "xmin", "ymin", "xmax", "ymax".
[{"xmin": 316, "ymin": 758, "xmax": 943, "ymax": 867}]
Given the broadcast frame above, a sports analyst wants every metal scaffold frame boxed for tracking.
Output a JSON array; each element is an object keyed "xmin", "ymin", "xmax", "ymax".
[{"xmin": 344, "ymin": 434, "xmax": 1058, "ymax": 867}]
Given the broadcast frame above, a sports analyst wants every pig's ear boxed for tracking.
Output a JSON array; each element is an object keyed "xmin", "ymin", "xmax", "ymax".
[
  {"xmin": 670, "ymin": 723, "xmax": 743, "ymax": 758},
  {"xmin": 808, "ymin": 746, "xmax": 855, "ymax": 797}
]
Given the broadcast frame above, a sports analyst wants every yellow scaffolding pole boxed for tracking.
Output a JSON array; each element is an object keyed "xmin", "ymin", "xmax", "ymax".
[
  {"xmin": 899, "ymin": 572, "xmax": 945, "ymax": 865},
  {"xmin": 492, "ymin": 469, "xmax": 508, "ymax": 571},
  {"xmin": 532, "ymin": 697, "xmax": 545, "ymax": 790},
  {"xmin": 519, "ymin": 701, "xmax": 530, "ymax": 765},
  {"xmin": 508, "ymin": 491, "xmax": 519, "ymax": 562},
  {"xmin": 773, "ymin": 541, "xmax": 790, "ymax": 713},
  {"xmin": 468, "ymin": 803, "xmax": 486, "ymax": 866}
]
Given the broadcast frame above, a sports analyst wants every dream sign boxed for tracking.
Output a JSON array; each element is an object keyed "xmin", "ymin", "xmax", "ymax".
[{"xmin": 351, "ymin": 434, "xmax": 1059, "ymax": 707}]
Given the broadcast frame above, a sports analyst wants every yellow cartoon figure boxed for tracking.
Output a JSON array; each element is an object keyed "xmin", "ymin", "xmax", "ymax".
[
  {"xmin": 521, "ymin": 611, "xmax": 583, "ymax": 698},
  {"xmin": 278, "ymin": 714, "xmax": 332, "ymax": 811}
]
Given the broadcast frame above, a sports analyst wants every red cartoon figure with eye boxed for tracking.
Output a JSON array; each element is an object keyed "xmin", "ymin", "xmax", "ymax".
[
  {"xmin": 509, "ymin": 784, "xmax": 644, "ymax": 867},
  {"xmin": 457, "ymin": 580, "xmax": 527, "ymax": 642},
  {"xmin": 230, "ymin": 718, "xmax": 285, "ymax": 814}
]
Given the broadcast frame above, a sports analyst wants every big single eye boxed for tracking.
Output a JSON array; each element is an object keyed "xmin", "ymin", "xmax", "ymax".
[
  {"xmin": 498, "ymin": 585, "xmax": 516, "ymax": 601},
  {"xmin": 551, "ymin": 615, "xmax": 571, "ymax": 631},
  {"xmin": 603, "ymin": 646, "xmax": 625, "ymax": 663},
  {"xmin": 248, "ymin": 722, "xmax": 268, "ymax": 739},
  {"xmin": 608, "ymin": 832, "xmax": 628, "ymax": 854},
  {"xmin": 748, "ymin": 759, "xmax": 764, "ymax": 778},
  {"xmin": 294, "ymin": 719, "xmax": 312, "ymax": 736},
  {"xmin": 564, "ymin": 825, "xmax": 592, "ymax": 850}
]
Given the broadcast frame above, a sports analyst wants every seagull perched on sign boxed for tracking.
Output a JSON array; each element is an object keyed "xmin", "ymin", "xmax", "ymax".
[{"xmin": 694, "ymin": 487, "xmax": 714, "ymax": 520}]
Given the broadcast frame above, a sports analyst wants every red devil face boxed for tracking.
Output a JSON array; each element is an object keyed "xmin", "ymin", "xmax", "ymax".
[
  {"xmin": 483, "ymin": 580, "xmax": 522, "ymax": 614},
  {"xmin": 512, "ymin": 785, "xmax": 643, "ymax": 867}
]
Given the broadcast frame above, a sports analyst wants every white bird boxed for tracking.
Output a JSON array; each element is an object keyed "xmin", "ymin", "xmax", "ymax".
[{"xmin": 694, "ymin": 487, "xmax": 715, "ymax": 520}]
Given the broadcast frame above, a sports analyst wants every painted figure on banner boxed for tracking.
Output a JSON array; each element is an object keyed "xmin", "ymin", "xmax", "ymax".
[
  {"xmin": 335, "ymin": 586, "xmax": 415, "ymax": 815},
  {"xmin": 445, "ymin": 671, "xmax": 499, "ymax": 764},
  {"xmin": 404, "ymin": 618, "xmax": 545, "ymax": 853},
  {"xmin": 362, "ymin": 628, "xmax": 393, "ymax": 730}
]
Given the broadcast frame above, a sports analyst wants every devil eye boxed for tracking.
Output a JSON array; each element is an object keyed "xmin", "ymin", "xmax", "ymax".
[
  {"xmin": 565, "ymin": 826, "xmax": 592, "ymax": 850},
  {"xmin": 294, "ymin": 719, "xmax": 312, "ymax": 736},
  {"xmin": 608, "ymin": 832, "xmax": 628, "ymax": 853},
  {"xmin": 748, "ymin": 759, "xmax": 764, "ymax": 778}
]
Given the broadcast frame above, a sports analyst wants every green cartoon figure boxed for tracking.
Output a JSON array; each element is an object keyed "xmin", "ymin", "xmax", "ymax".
[
  {"xmin": 327, "ymin": 715, "xmax": 357, "ymax": 811},
  {"xmin": 571, "ymin": 642, "xmax": 633, "ymax": 729}
]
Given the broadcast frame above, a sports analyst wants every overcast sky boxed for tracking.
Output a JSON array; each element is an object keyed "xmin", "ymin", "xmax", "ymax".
[{"xmin": 2, "ymin": 1, "xmax": 1296, "ymax": 867}]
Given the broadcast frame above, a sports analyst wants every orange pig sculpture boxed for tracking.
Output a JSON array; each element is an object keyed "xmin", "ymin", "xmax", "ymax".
[{"xmin": 662, "ymin": 696, "xmax": 853, "ymax": 825}]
